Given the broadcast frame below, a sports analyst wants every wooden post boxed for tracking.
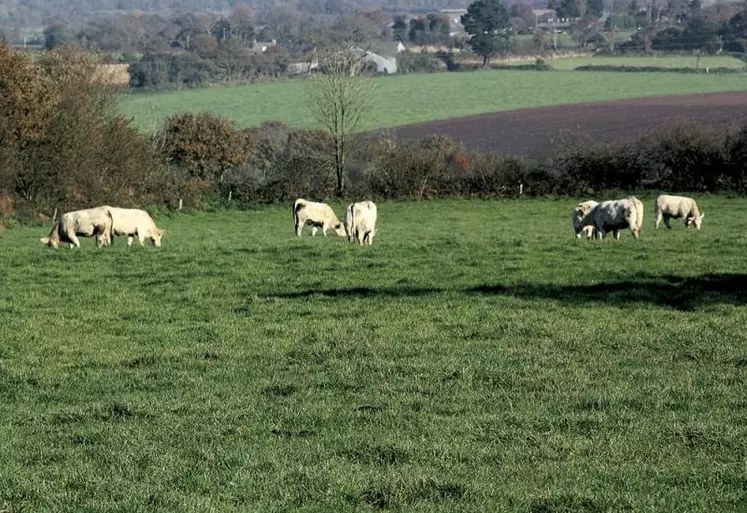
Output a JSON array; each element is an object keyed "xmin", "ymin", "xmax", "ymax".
[
  {"xmin": 178, "ymin": 198, "xmax": 183, "ymax": 211},
  {"xmin": 519, "ymin": 183, "xmax": 524, "ymax": 195},
  {"xmin": 228, "ymin": 190, "xmax": 232, "ymax": 202}
]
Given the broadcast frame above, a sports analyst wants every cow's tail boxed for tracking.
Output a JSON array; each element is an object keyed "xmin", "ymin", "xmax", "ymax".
[
  {"xmin": 293, "ymin": 199, "xmax": 304, "ymax": 233},
  {"xmin": 628, "ymin": 196, "xmax": 643, "ymax": 235},
  {"xmin": 105, "ymin": 208, "xmax": 115, "ymax": 246}
]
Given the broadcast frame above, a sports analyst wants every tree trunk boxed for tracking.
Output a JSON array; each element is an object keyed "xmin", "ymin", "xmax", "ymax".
[
  {"xmin": 335, "ymin": 138, "xmax": 345, "ymax": 196},
  {"xmin": 482, "ymin": 54, "xmax": 490, "ymax": 67}
]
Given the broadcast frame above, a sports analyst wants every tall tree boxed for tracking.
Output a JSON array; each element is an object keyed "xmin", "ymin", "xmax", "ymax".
[
  {"xmin": 461, "ymin": 0, "xmax": 512, "ymax": 67},
  {"xmin": 306, "ymin": 46, "xmax": 374, "ymax": 196}
]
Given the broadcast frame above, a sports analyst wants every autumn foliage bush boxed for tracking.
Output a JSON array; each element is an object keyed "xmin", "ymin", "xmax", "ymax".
[{"xmin": 0, "ymin": 43, "xmax": 167, "ymax": 216}]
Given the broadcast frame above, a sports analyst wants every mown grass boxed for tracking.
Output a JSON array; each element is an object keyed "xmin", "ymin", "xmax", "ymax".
[
  {"xmin": 119, "ymin": 69, "xmax": 747, "ymax": 133},
  {"xmin": 2, "ymin": 196, "xmax": 747, "ymax": 512}
]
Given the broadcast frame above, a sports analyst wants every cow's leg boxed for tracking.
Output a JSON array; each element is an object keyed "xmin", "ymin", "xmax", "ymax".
[
  {"xmin": 596, "ymin": 229, "xmax": 605, "ymax": 240},
  {"xmin": 613, "ymin": 230, "xmax": 620, "ymax": 240},
  {"xmin": 631, "ymin": 228, "xmax": 640, "ymax": 240},
  {"xmin": 311, "ymin": 226, "xmax": 318, "ymax": 237},
  {"xmin": 127, "ymin": 236, "xmax": 134, "ymax": 247},
  {"xmin": 137, "ymin": 232, "xmax": 146, "ymax": 246},
  {"xmin": 295, "ymin": 220, "xmax": 304, "ymax": 236},
  {"xmin": 322, "ymin": 224, "xmax": 328, "ymax": 236},
  {"xmin": 664, "ymin": 215, "xmax": 672, "ymax": 229},
  {"xmin": 654, "ymin": 210, "xmax": 662, "ymax": 229},
  {"xmin": 68, "ymin": 232, "xmax": 81, "ymax": 248}
]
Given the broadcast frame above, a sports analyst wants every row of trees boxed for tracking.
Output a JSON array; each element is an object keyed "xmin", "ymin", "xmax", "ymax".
[{"xmin": 3, "ymin": 37, "xmax": 747, "ymax": 223}]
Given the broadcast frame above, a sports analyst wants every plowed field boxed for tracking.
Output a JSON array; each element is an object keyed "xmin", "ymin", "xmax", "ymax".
[{"xmin": 390, "ymin": 91, "xmax": 747, "ymax": 157}]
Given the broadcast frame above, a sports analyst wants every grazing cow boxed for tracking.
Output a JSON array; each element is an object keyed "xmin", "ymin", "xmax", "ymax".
[
  {"xmin": 344, "ymin": 201, "xmax": 378, "ymax": 246},
  {"xmin": 654, "ymin": 194, "xmax": 704, "ymax": 231},
  {"xmin": 571, "ymin": 200, "xmax": 599, "ymax": 239},
  {"xmin": 40, "ymin": 206, "xmax": 113, "ymax": 248},
  {"xmin": 593, "ymin": 196, "xmax": 644, "ymax": 240},
  {"xmin": 292, "ymin": 199, "xmax": 346, "ymax": 237},
  {"xmin": 106, "ymin": 207, "xmax": 165, "ymax": 247}
]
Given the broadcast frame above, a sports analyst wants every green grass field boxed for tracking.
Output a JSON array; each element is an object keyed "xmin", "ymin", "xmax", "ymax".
[
  {"xmin": 119, "ymin": 69, "xmax": 747, "ymax": 133},
  {"xmin": 544, "ymin": 54, "xmax": 747, "ymax": 70},
  {"xmin": 3, "ymin": 197, "xmax": 747, "ymax": 512}
]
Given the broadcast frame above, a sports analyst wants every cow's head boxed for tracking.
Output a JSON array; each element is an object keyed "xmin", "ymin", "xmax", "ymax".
[
  {"xmin": 572, "ymin": 207, "xmax": 587, "ymax": 235},
  {"xmin": 152, "ymin": 228, "xmax": 165, "ymax": 247},
  {"xmin": 686, "ymin": 212, "xmax": 704, "ymax": 230},
  {"xmin": 333, "ymin": 223, "xmax": 346, "ymax": 237},
  {"xmin": 40, "ymin": 236, "xmax": 60, "ymax": 248}
]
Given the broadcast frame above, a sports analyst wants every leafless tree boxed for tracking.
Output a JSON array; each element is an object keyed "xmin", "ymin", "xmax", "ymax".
[{"xmin": 306, "ymin": 45, "xmax": 375, "ymax": 196}]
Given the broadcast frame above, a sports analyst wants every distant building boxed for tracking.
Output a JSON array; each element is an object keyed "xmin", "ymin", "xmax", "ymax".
[{"xmin": 249, "ymin": 39, "xmax": 277, "ymax": 54}]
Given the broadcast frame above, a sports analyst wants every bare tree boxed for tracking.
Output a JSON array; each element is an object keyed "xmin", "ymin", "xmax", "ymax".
[{"xmin": 306, "ymin": 45, "xmax": 375, "ymax": 196}]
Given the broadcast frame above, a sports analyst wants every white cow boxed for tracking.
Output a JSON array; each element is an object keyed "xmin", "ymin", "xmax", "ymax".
[
  {"xmin": 592, "ymin": 196, "xmax": 644, "ymax": 240},
  {"xmin": 344, "ymin": 201, "xmax": 378, "ymax": 246},
  {"xmin": 106, "ymin": 207, "xmax": 165, "ymax": 247},
  {"xmin": 571, "ymin": 200, "xmax": 599, "ymax": 239},
  {"xmin": 292, "ymin": 199, "xmax": 346, "ymax": 237},
  {"xmin": 654, "ymin": 194, "xmax": 704, "ymax": 230},
  {"xmin": 40, "ymin": 206, "xmax": 112, "ymax": 248}
]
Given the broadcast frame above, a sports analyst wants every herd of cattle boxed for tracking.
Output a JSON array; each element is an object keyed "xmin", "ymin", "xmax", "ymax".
[
  {"xmin": 571, "ymin": 194, "xmax": 704, "ymax": 240},
  {"xmin": 39, "ymin": 193, "xmax": 701, "ymax": 249},
  {"xmin": 39, "ymin": 198, "xmax": 379, "ymax": 248}
]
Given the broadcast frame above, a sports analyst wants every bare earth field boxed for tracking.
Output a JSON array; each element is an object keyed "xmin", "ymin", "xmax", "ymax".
[{"xmin": 390, "ymin": 91, "xmax": 747, "ymax": 157}]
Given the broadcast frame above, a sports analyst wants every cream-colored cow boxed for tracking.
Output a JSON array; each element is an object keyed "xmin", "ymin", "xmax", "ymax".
[
  {"xmin": 344, "ymin": 201, "xmax": 378, "ymax": 246},
  {"xmin": 292, "ymin": 199, "xmax": 346, "ymax": 237},
  {"xmin": 40, "ymin": 207, "xmax": 112, "ymax": 248},
  {"xmin": 106, "ymin": 207, "xmax": 165, "ymax": 247},
  {"xmin": 654, "ymin": 194, "xmax": 704, "ymax": 230}
]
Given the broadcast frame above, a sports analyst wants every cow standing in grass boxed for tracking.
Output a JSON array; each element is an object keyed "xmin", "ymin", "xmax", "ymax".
[
  {"xmin": 592, "ymin": 196, "xmax": 644, "ymax": 240},
  {"xmin": 106, "ymin": 207, "xmax": 165, "ymax": 247},
  {"xmin": 292, "ymin": 199, "xmax": 346, "ymax": 237},
  {"xmin": 344, "ymin": 201, "xmax": 378, "ymax": 246},
  {"xmin": 654, "ymin": 194, "xmax": 704, "ymax": 231},
  {"xmin": 40, "ymin": 207, "xmax": 113, "ymax": 248}
]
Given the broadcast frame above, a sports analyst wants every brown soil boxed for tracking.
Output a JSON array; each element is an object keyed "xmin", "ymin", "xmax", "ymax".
[{"xmin": 389, "ymin": 92, "xmax": 747, "ymax": 158}]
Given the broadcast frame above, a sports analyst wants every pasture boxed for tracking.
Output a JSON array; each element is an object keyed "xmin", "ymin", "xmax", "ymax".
[
  {"xmin": 119, "ymin": 70, "xmax": 747, "ymax": 133},
  {"xmin": 2, "ymin": 197, "xmax": 747, "ymax": 512},
  {"xmin": 538, "ymin": 54, "xmax": 747, "ymax": 70}
]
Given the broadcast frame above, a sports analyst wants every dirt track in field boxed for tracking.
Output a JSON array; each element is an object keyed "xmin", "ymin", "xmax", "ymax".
[{"xmin": 388, "ymin": 92, "xmax": 747, "ymax": 158}]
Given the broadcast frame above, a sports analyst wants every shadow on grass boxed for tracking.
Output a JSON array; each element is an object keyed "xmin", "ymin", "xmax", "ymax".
[{"xmin": 263, "ymin": 274, "xmax": 747, "ymax": 311}]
